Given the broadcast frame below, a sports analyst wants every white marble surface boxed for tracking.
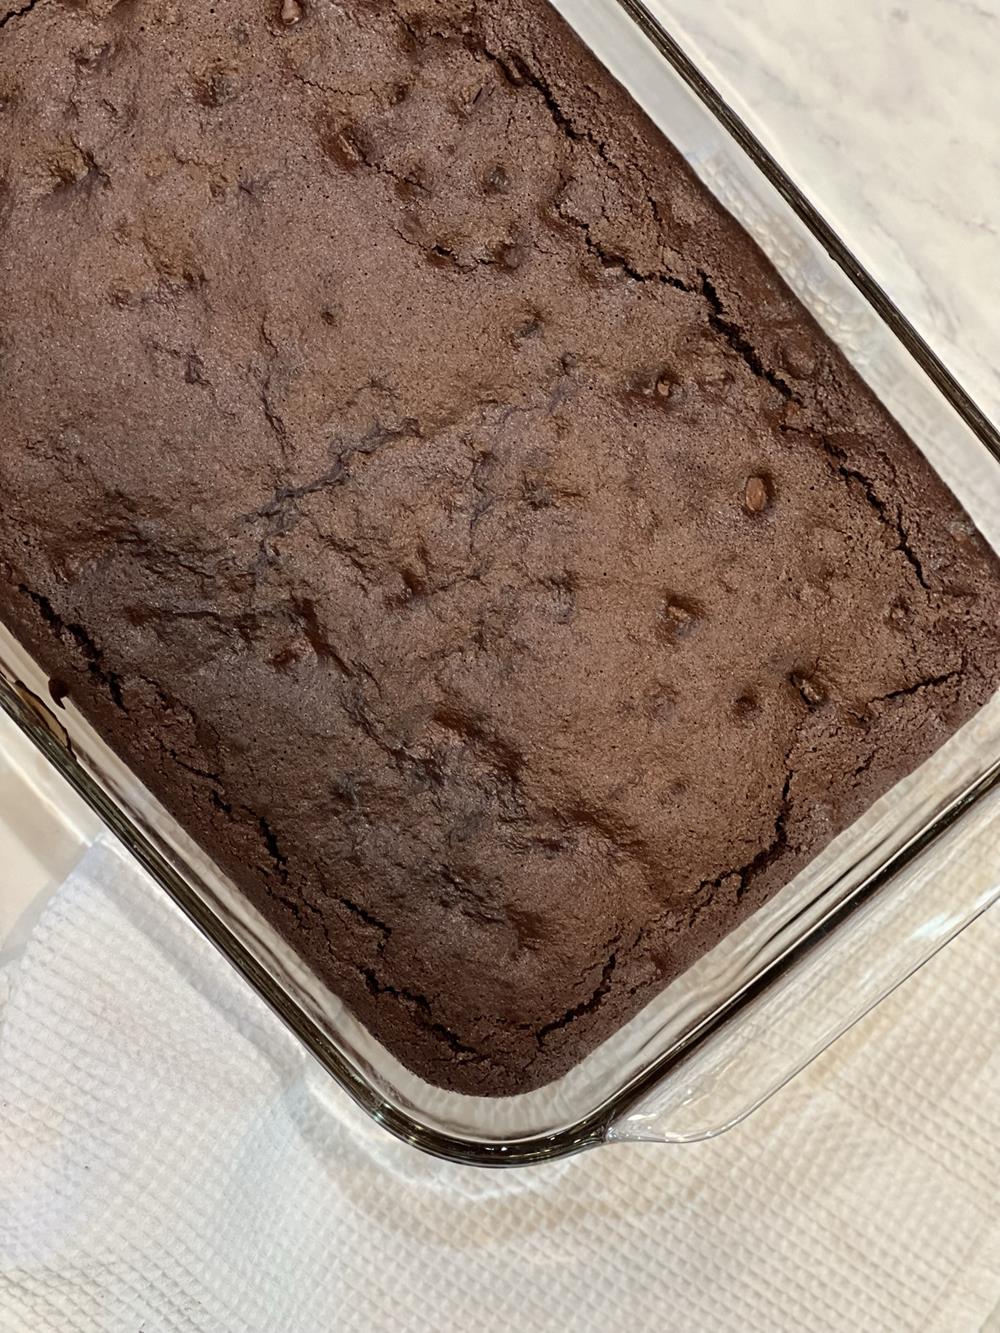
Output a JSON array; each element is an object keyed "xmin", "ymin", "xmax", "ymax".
[
  {"xmin": 0, "ymin": 711, "xmax": 99, "ymax": 960},
  {"xmin": 655, "ymin": 0, "xmax": 1000, "ymax": 427}
]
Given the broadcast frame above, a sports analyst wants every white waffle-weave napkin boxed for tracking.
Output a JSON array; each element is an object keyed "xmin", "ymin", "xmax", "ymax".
[{"xmin": 1, "ymin": 832, "xmax": 1000, "ymax": 1333}]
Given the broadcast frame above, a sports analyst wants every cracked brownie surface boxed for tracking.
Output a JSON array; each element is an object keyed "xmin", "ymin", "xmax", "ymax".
[{"xmin": 1, "ymin": 0, "xmax": 998, "ymax": 1094}]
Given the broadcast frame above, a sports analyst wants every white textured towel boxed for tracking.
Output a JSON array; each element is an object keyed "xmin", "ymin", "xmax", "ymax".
[{"xmin": 1, "ymin": 833, "xmax": 1000, "ymax": 1333}]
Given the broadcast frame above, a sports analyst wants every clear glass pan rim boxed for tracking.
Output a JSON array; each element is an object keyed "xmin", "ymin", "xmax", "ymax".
[
  {"xmin": 4, "ymin": 672, "xmax": 1000, "ymax": 1167},
  {"xmin": 2, "ymin": 0, "xmax": 1000, "ymax": 1167},
  {"xmin": 617, "ymin": 0, "xmax": 1000, "ymax": 467}
]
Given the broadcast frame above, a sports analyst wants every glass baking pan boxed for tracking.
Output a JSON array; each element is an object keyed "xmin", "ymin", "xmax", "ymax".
[{"xmin": 2, "ymin": 0, "xmax": 999, "ymax": 1166}]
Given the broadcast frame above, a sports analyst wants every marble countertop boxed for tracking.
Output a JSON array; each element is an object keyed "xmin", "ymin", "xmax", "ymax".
[{"xmin": 656, "ymin": 0, "xmax": 1000, "ymax": 426}]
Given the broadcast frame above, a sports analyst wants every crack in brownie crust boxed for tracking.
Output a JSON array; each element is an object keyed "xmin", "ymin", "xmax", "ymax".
[{"xmin": 1, "ymin": 0, "xmax": 998, "ymax": 1094}]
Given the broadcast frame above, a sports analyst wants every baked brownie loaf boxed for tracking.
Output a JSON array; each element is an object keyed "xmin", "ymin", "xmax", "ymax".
[{"xmin": 1, "ymin": 0, "xmax": 998, "ymax": 1095}]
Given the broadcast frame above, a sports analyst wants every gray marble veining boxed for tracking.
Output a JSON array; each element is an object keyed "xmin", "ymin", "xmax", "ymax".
[{"xmin": 654, "ymin": 0, "xmax": 1000, "ymax": 427}]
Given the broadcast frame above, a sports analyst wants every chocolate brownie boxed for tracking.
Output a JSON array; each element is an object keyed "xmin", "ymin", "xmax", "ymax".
[{"xmin": 1, "ymin": 0, "xmax": 998, "ymax": 1095}]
